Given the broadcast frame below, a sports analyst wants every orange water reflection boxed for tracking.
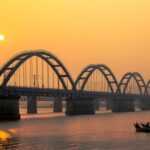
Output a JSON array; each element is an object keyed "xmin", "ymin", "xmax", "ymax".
[
  {"xmin": 0, "ymin": 130, "xmax": 11, "ymax": 141},
  {"xmin": 0, "ymin": 129, "xmax": 19, "ymax": 150}
]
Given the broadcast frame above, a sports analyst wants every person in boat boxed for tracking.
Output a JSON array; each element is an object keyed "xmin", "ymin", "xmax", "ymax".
[
  {"xmin": 139, "ymin": 122, "xmax": 150, "ymax": 128},
  {"xmin": 134, "ymin": 122, "xmax": 150, "ymax": 132},
  {"xmin": 134, "ymin": 122, "xmax": 141, "ymax": 128},
  {"xmin": 140, "ymin": 122, "xmax": 147, "ymax": 128},
  {"xmin": 146, "ymin": 122, "xmax": 150, "ymax": 128}
]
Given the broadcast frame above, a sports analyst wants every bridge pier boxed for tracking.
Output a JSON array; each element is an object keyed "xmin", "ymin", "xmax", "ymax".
[
  {"xmin": 53, "ymin": 97, "xmax": 63, "ymax": 112},
  {"xmin": 0, "ymin": 95, "xmax": 20, "ymax": 120},
  {"xmin": 65, "ymin": 98, "xmax": 95, "ymax": 115},
  {"xmin": 95, "ymin": 98, "xmax": 100, "ymax": 110},
  {"xmin": 27, "ymin": 96, "xmax": 37, "ymax": 114},
  {"xmin": 111, "ymin": 98, "xmax": 135, "ymax": 112},
  {"xmin": 138, "ymin": 99, "xmax": 150, "ymax": 111}
]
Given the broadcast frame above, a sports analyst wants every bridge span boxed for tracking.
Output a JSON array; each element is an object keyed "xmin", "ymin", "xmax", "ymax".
[{"xmin": 0, "ymin": 50, "xmax": 150, "ymax": 120}]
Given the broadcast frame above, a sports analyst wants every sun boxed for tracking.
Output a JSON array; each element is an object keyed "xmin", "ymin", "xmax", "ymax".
[{"xmin": 0, "ymin": 34, "xmax": 4, "ymax": 41}]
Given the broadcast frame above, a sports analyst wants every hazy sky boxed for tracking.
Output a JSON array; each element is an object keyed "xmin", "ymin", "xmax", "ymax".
[{"xmin": 0, "ymin": 0, "xmax": 150, "ymax": 81}]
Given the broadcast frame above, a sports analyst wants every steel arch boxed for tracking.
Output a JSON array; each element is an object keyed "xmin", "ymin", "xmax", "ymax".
[
  {"xmin": 118, "ymin": 72, "xmax": 147, "ymax": 95},
  {"xmin": 146, "ymin": 80, "xmax": 150, "ymax": 94},
  {"xmin": 74, "ymin": 64, "xmax": 119, "ymax": 93},
  {"xmin": 117, "ymin": 72, "xmax": 132, "ymax": 94},
  {"xmin": 133, "ymin": 72, "xmax": 148, "ymax": 94},
  {"xmin": 0, "ymin": 50, "xmax": 74, "ymax": 89}
]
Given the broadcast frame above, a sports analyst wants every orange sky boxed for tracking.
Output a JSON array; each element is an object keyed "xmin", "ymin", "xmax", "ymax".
[{"xmin": 0, "ymin": 0, "xmax": 150, "ymax": 81}]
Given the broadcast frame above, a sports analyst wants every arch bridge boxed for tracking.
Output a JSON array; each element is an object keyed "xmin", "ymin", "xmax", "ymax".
[{"xmin": 0, "ymin": 50, "xmax": 149, "ymax": 119}]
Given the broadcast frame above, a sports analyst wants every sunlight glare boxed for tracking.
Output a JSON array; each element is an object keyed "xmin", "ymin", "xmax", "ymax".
[{"xmin": 0, "ymin": 34, "xmax": 4, "ymax": 41}]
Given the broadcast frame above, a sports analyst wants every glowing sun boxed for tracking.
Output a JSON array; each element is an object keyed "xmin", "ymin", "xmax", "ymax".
[{"xmin": 0, "ymin": 34, "xmax": 4, "ymax": 41}]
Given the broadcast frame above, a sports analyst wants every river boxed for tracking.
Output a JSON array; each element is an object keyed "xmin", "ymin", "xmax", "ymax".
[{"xmin": 0, "ymin": 108, "xmax": 150, "ymax": 150}]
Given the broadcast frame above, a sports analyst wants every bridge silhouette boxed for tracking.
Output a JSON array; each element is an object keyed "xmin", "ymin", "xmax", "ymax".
[{"xmin": 0, "ymin": 50, "xmax": 150, "ymax": 120}]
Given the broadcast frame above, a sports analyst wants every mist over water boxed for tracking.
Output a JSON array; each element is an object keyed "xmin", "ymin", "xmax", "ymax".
[{"xmin": 0, "ymin": 108, "xmax": 150, "ymax": 150}]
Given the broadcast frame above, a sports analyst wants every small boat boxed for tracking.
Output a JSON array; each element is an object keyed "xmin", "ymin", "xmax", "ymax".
[{"xmin": 134, "ymin": 122, "xmax": 150, "ymax": 133}]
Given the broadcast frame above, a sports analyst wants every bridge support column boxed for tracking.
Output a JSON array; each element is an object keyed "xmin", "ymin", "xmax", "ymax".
[
  {"xmin": 53, "ymin": 97, "xmax": 62, "ymax": 112},
  {"xmin": 27, "ymin": 96, "xmax": 37, "ymax": 114},
  {"xmin": 0, "ymin": 95, "xmax": 20, "ymax": 120},
  {"xmin": 65, "ymin": 98, "xmax": 95, "ymax": 115},
  {"xmin": 95, "ymin": 98, "xmax": 100, "ymax": 110},
  {"xmin": 112, "ymin": 98, "xmax": 135, "ymax": 112},
  {"xmin": 138, "ymin": 99, "xmax": 150, "ymax": 111}
]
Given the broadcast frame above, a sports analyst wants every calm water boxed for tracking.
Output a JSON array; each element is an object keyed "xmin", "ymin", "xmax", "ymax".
[{"xmin": 0, "ymin": 108, "xmax": 150, "ymax": 150}]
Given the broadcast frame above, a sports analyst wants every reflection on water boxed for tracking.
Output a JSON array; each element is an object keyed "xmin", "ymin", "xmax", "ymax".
[
  {"xmin": 20, "ymin": 108, "xmax": 66, "ymax": 119},
  {"xmin": 0, "ymin": 129, "xmax": 19, "ymax": 150},
  {"xmin": 0, "ymin": 130, "xmax": 11, "ymax": 141},
  {"xmin": 1, "ymin": 109, "xmax": 150, "ymax": 149}
]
